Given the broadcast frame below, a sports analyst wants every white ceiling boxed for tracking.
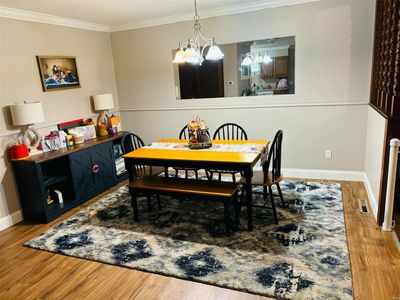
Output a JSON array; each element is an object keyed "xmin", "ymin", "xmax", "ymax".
[{"xmin": 0, "ymin": 0, "xmax": 318, "ymax": 32}]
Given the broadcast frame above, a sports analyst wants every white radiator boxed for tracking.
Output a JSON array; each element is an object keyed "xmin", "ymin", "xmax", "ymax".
[{"xmin": 382, "ymin": 138, "xmax": 400, "ymax": 231}]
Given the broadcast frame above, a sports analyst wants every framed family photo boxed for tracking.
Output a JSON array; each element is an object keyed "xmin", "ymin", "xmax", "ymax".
[{"xmin": 36, "ymin": 56, "xmax": 81, "ymax": 92}]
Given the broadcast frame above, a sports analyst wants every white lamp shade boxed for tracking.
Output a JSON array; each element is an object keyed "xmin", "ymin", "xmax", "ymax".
[
  {"xmin": 205, "ymin": 45, "xmax": 224, "ymax": 60},
  {"xmin": 10, "ymin": 102, "xmax": 45, "ymax": 126},
  {"xmin": 241, "ymin": 56, "xmax": 253, "ymax": 66},
  {"xmin": 173, "ymin": 49, "xmax": 186, "ymax": 63},
  {"xmin": 93, "ymin": 93, "xmax": 114, "ymax": 111},
  {"xmin": 263, "ymin": 54, "xmax": 272, "ymax": 64},
  {"xmin": 184, "ymin": 47, "xmax": 200, "ymax": 64}
]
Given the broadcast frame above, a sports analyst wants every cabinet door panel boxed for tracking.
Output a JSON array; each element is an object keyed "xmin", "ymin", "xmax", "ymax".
[
  {"xmin": 274, "ymin": 57, "xmax": 288, "ymax": 77},
  {"xmin": 261, "ymin": 62, "xmax": 274, "ymax": 77},
  {"xmin": 69, "ymin": 149, "xmax": 97, "ymax": 202},
  {"xmin": 91, "ymin": 142, "xmax": 116, "ymax": 193}
]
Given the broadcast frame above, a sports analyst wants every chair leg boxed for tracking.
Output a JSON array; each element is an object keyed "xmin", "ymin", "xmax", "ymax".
[
  {"xmin": 233, "ymin": 194, "xmax": 240, "ymax": 225},
  {"xmin": 232, "ymin": 173, "xmax": 236, "ymax": 182},
  {"xmin": 174, "ymin": 169, "xmax": 179, "ymax": 178},
  {"xmin": 207, "ymin": 171, "xmax": 213, "ymax": 181},
  {"xmin": 263, "ymin": 186, "xmax": 268, "ymax": 201},
  {"xmin": 223, "ymin": 201, "xmax": 231, "ymax": 236},
  {"xmin": 195, "ymin": 170, "xmax": 199, "ymax": 180},
  {"xmin": 185, "ymin": 169, "xmax": 188, "ymax": 178},
  {"xmin": 268, "ymin": 185, "xmax": 278, "ymax": 225},
  {"xmin": 276, "ymin": 183, "xmax": 286, "ymax": 208},
  {"xmin": 240, "ymin": 184, "xmax": 245, "ymax": 207},
  {"xmin": 147, "ymin": 195, "xmax": 152, "ymax": 211},
  {"xmin": 157, "ymin": 195, "xmax": 162, "ymax": 210},
  {"xmin": 218, "ymin": 172, "xmax": 222, "ymax": 181},
  {"xmin": 165, "ymin": 167, "xmax": 169, "ymax": 178}
]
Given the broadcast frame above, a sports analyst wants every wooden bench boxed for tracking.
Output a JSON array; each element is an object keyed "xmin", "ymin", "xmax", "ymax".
[{"xmin": 128, "ymin": 176, "xmax": 240, "ymax": 234}]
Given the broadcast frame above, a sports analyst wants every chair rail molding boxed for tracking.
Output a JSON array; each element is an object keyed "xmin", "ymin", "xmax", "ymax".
[{"xmin": 119, "ymin": 101, "xmax": 368, "ymax": 112}]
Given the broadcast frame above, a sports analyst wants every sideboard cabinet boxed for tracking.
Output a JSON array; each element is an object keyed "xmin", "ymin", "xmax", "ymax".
[{"xmin": 12, "ymin": 132, "xmax": 127, "ymax": 222}]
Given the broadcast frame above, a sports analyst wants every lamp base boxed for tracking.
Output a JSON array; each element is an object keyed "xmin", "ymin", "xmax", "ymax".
[
  {"xmin": 22, "ymin": 126, "xmax": 41, "ymax": 150},
  {"xmin": 97, "ymin": 111, "xmax": 109, "ymax": 137}
]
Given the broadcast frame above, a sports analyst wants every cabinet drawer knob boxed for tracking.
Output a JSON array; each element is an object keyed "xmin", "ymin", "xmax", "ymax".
[{"xmin": 93, "ymin": 164, "xmax": 100, "ymax": 173}]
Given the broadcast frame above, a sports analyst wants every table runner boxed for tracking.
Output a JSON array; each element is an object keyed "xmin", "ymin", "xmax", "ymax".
[{"xmin": 144, "ymin": 142, "xmax": 267, "ymax": 154}]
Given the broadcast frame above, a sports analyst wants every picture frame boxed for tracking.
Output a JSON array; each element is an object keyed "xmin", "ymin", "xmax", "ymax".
[{"xmin": 36, "ymin": 56, "xmax": 81, "ymax": 92}]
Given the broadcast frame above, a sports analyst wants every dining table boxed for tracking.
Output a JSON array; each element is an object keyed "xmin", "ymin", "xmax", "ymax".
[{"xmin": 123, "ymin": 138, "xmax": 269, "ymax": 231}]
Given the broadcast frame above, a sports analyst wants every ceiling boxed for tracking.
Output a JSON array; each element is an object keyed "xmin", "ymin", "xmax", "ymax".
[{"xmin": 0, "ymin": 0, "xmax": 318, "ymax": 31}]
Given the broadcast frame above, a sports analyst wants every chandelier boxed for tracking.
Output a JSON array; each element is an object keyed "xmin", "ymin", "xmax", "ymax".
[
  {"xmin": 173, "ymin": 0, "xmax": 224, "ymax": 65},
  {"xmin": 241, "ymin": 52, "xmax": 272, "ymax": 66}
]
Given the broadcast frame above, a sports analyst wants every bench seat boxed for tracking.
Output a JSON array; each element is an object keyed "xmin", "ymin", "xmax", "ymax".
[
  {"xmin": 128, "ymin": 176, "xmax": 240, "ymax": 234},
  {"xmin": 129, "ymin": 176, "xmax": 240, "ymax": 198}
]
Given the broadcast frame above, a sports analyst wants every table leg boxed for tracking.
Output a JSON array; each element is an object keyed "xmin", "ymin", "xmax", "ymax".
[
  {"xmin": 129, "ymin": 187, "xmax": 139, "ymax": 222},
  {"xmin": 124, "ymin": 158, "xmax": 134, "ymax": 182},
  {"xmin": 244, "ymin": 170, "xmax": 253, "ymax": 231}
]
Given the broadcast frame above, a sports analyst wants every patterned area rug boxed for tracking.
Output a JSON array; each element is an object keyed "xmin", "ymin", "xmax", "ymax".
[{"xmin": 26, "ymin": 180, "xmax": 352, "ymax": 299}]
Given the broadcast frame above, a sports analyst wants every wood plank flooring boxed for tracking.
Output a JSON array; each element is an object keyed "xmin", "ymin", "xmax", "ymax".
[{"xmin": 0, "ymin": 180, "xmax": 399, "ymax": 300}]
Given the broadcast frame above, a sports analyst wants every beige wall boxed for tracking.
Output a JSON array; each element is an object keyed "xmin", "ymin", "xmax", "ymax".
[
  {"xmin": 0, "ymin": 17, "xmax": 118, "ymax": 219},
  {"xmin": 111, "ymin": 0, "xmax": 374, "ymax": 170},
  {"xmin": 364, "ymin": 106, "xmax": 387, "ymax": 220},
  {"xmin": 220, "ymin": 43, "xmax": 238, "ymax": 97}
]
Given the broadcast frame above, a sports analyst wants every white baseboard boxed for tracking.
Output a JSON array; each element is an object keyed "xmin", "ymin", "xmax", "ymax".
[
  {"xmin": 362, "ymin": 173, "xmax": 379, "ymax": 221},
  {"xmin": 0, "ymin": 210, "xmax": 23, "ymax": 232},
  {"xmin": 281, "ymin": 168, "xmax": 364, "ymax": 181}
]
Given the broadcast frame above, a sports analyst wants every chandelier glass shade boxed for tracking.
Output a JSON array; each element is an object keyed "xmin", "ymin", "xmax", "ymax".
[
  {"xmin": 241, "ymin": 52, "xmax": 272, "ymax": 66},
  {"xmin": 173, "ymin": 0, "xmax": 224, "ymax": 65}
]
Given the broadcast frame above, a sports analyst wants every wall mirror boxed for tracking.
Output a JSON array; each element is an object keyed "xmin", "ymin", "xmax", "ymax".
[{"xmin": 173, "ymin": 36, "xmax": 295, "ymax": 99}]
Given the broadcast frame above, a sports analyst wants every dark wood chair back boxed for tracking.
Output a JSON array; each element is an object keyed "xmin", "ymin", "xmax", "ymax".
[
  {"xmin": 179, "ymin": 125, "xmax": 210, "ymax": 140},
  {"xmin": 212, "ymin": 123, "xmax": 248, "ymax": 140},
  {"xmin": 262, "ymin": 130, "xmax": 283, "ymax": 183},
  {"xmin": 122, "ymin": 133, "xmax": 155, "ymax": 180},
  {"xmin": 121, "ymin": 132, "xmax": 145, "ymax": 153},
  {"xmin": 179, "ymin": 125, "xmax": 188, "ymax": 139}
]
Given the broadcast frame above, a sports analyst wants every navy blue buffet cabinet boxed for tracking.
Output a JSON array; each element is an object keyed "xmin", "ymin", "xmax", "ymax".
[{"xmin": 12, "ymin": 132, "xmax": 128, "ymax": 222}]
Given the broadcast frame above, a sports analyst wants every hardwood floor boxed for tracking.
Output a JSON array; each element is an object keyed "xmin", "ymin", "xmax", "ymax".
[{"xmin": 0, "ymin": 180, "xmax": 399, "ymax": 300}]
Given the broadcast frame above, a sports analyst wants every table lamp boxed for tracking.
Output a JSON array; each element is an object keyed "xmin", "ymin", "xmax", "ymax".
[
  {"xmin": 10, "ymin": 101, "xmax": 45, "ymax": 150},
  {"xmin": 93, "ymin": 93, "xmax": 114, "ymax": 136}
]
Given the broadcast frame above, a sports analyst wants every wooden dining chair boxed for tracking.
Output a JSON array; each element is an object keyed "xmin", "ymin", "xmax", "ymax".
[
  {"xmin": 212, "ymin": 123, "xmax": 248, "ymax": 141},
  {"xmin": 174, "ymin": 125, "xmax": 210, "ymax": 179},
  {"xmin": 121, "ymin": 132, "xmax": 145, "ymax": 154},
  {"xmin": 208, "ymin": 123, "xmax": 248, "ymax": 182},
  {"xmin": 121, "ymin": 132, "xmax": 164, "ymax": 210},
  {"xmin": 174, "ymin": 125, "xmax": 199, "ymax": 179},
  {"xmin": 240, "ymin": 130, "xmax": 285, "ymax": 224}
]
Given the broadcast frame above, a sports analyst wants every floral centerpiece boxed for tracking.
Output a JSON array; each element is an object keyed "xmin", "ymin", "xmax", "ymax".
[{"xmin": 187, "ymin": 117, "xmax": 212, "ymax": 149}]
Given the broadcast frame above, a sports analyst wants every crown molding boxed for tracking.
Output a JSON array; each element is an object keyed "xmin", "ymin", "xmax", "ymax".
[
  {"xmin": 0, "ymin": 0, "xmax": 318, "ymax": 33},
  {"xmin": 0, "ymin": 6, "xmax": 109, "ymax": 32},
  {"xmin": 110, "ymin": 0, "xmax": 319, "ymax": 32}
]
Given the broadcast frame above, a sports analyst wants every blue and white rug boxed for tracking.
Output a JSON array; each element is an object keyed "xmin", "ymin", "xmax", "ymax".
[{"xmin": 26, "ymin": 181, "xmax": 352, "ymax": 299}]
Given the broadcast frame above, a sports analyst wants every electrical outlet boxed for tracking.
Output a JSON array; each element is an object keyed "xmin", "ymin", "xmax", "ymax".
[{"xmin": 325, "ymin": 150, "xmax": 332, "ymax": 159}]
